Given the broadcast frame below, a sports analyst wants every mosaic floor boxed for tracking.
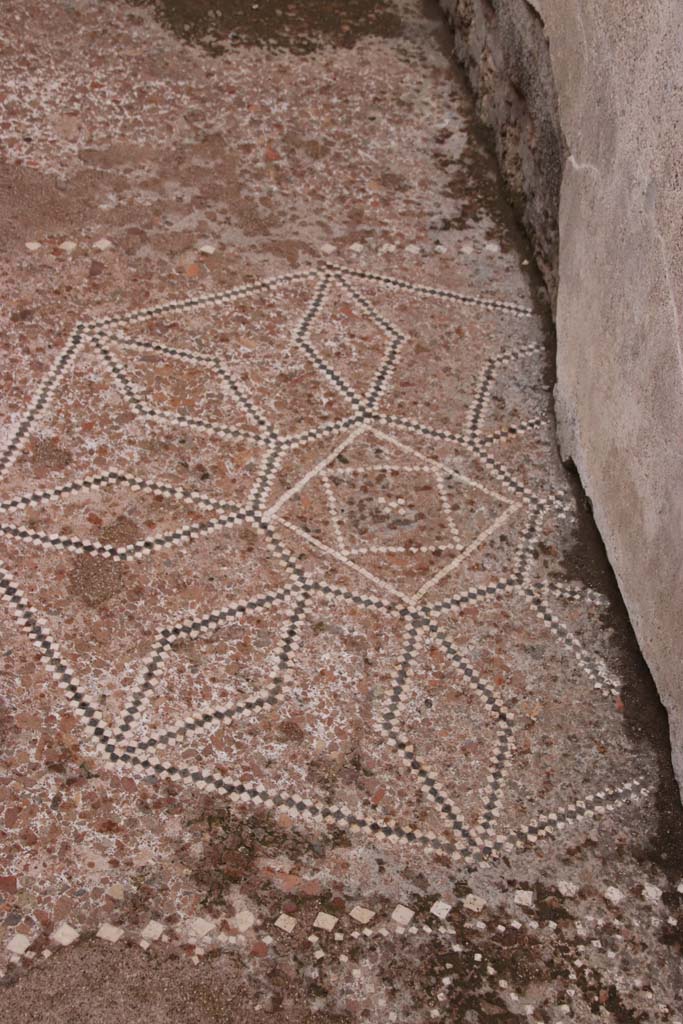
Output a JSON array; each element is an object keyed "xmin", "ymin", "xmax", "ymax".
[{"xmin": 0, "ymin": 1, "xmax": 681, "ymax": 1021}]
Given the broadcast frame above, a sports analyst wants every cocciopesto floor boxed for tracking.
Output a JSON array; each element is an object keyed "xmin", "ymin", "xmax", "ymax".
[{"xmin": 0, "ymin": 1, "xmax": 681, "ymax": 1021}]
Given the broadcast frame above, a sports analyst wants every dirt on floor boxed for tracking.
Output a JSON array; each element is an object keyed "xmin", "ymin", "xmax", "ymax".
[{"xmin": 0, "ymin": 1, "xmax": 681, "ymax": 1022}]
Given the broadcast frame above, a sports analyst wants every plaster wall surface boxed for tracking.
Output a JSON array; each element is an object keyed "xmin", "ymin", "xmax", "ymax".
[{"xmin": 440, "ymin": 0, "xmax": 683, "ymax": 790}]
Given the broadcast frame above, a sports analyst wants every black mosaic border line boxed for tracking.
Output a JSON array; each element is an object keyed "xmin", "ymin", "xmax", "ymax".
[
  {"xmin": 510, "ymin": 503, "xmax": 547, "ymax": 583},
  {"xmin": 289, "ymin": 272, "xmax": 367, "ymax": 413},
  {"xmin": 106, "ymin": 330, "xmax": 277, "ymax": 437},
  {"xmin": 113, "ymin": 580, "xmax": 304, "ymax": 744},
  {"xmin": 247, "ymin": 445, "xmax": 284, "ymax": 512},
  {"xmin": 280, "ymin": 414, "xmax": 367, "ymax": 450},
  {"xmin": 0, "ymin": 327, "xmax": 85, "ymax": 478},
  {"xmin": 131, "ymin": 757, "xmax": 461, "ymax": 859},
  {"xmin": 93, "ymin": 335, "xmax": 274, "ymax": 448},
  {"xmin": 82, "ymin": 270, "xmax": 322, "ymax": 331},
  {"xmin": 370, "ymin": 413, "xmax": 469, "ymax": 448},
  {"xmin": 329, "ymin": 270, "xmax": 408, "ymax": 411},
  {"xmin": 0, "ymin": 510, "xmax": 247, "ymax": 563},
  {"xmin": 0, "ymin": 471, "xmax": 237, "ymax": 516},
  {"xmin": 476, "ymin": 417, "xmax": 544, "ymax": 447},
  {"xmin": 424, "ymin": 622, "xmax": 515, "ymax": 842},
  {"xmin": 486, "ymin": 777, "xmax": 650, "ymax": 859},
  {"xmin": 304, "ymin": 577, "xmax": 410, "ymax": 617},
  {"xmin": 423, "ymin": 577, "xmax": 517, "ymax": 616},
  {"xmin": 0, "ymin": 265, "xmax": 636, "ymax": 869},
  {"xmin": 523, "ymin": 584, "xmax": 619, "ymax": 697},
  {"xmin": 464, "ymin": 343, "xmax": 544, "ymax": 442},
  {"xmin": 132, "ymin": 590, "xmax": 311, "ymax": 754},
  {"xmin": 471, "ymin": 443, "xmax": 545, "ymax": 509},
  {"xmin": 112, "ymin": 517, "xmax": 311, "ymax": 744},
  {"xmin": 325, "ymin": 263, "xmax": 534, "ymax": 317},
  {"xmin": 379, "ymin": 621, "xmax": 475, "ymax": 842},
  {"xmin": 0, "ymin": 560, "xmax": 119, "ymax": 755}
]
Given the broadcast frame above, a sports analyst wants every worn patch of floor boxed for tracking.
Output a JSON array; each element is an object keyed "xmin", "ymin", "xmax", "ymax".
[{"xmin": 0, "ymin": 1, "xmax": 682, "ymax": 1021}]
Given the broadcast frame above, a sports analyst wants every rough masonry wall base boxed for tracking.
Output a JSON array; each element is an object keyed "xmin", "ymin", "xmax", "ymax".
[{"xmin": 439, "ymin": 0, "xmax": 683, "ymax": 799}]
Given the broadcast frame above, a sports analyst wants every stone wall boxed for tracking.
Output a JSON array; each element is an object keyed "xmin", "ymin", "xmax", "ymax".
[
  {"xmin": 438, "ymin": 0, "xmax": 566, "ymax": 305},
  {"xmin": 439, "ymin": 0, "xmax": 683, "ymax": 792}
]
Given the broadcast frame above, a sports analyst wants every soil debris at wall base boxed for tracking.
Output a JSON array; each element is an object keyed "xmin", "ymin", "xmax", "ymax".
[{"xmin": 0, "ymin": 1, "xmax": 681, "ymax": 1021}]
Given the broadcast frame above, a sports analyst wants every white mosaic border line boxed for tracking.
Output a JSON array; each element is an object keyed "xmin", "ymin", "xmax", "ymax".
[
  {"xmin": 0, "ymin": 509, "xmax": 246, "ymax": 563},
  {"xmin": 325, "ymin": 263, "xmax": 534, "ymax": 317},
  {"xmin": 2, "ymin": 852, "xmax": 666, "ymax": 1024},
  {"xmin": 83, "ymin": 269, "xmax": 322, "ymax": 330},
  {"xmin": 106, "ymin": 329, "xmax": 276, "ymax": 436},
  {"xmin": 0, "ymin": 264, "xmax": 638, "ymax": 878},
  {"xmin": 1, "ymin": 541, "xmax": 641, "ymax": 867},
  {"xmin": 266, "ymin": 421, "xmax": 519, "ymax": 608},
  {"xmin": 328, "ymin": 269, "xmax": 409, "ymax": 410},
  {"xmin": 377, "ymin": 621, "xmax": 474, "ymax": 842},
  {"xmin": 93, "ymin": 335, "xmax": 274, "ymax": 448},
  {"xmin": 0, "ymin": 470, "xmax": 238, "ymax": 516},
  {"xmin": 113, "ymin": 584, "xmax": 306, "ymax": 749},
  {"xmin": 0, "ymin": 326, "xmax": 86, "ymax": 479}
]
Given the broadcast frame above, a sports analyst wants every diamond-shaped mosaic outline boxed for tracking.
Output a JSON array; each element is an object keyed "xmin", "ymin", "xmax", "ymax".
[
  {"xmin": 0, "ymin": 264, "xmax": 637, "ymax": 866},
  {"xmin": 265, "ymin": 422, "xmax": 518, "ymax": 605}
]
